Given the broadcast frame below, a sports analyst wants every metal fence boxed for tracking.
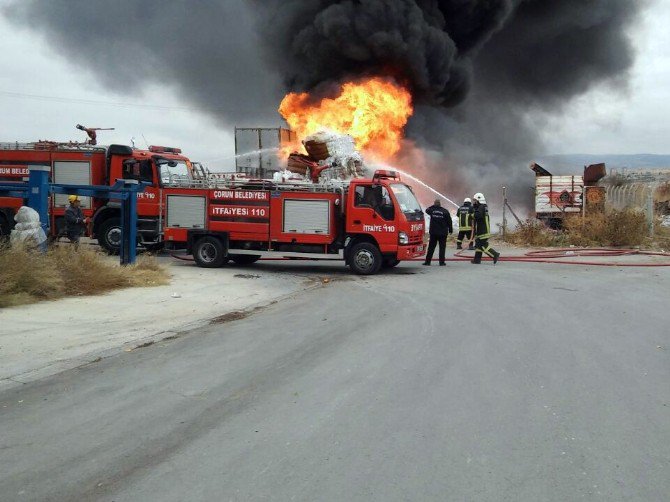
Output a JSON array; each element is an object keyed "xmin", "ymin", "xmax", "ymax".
[{"xmin": 605, "ymin": 183, "xmax": 658, "ymax": 235}]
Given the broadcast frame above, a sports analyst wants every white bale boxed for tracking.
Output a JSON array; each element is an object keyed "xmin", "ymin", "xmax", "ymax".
[
  {"xmin": 10, "ymin": 206, "xmax": 47, "ymax": 247},
  {"xmin": 303, "ymin": 130, "xmax": 366, "ymax": 181}
]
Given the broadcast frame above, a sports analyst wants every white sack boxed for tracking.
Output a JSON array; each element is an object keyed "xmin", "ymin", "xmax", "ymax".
[{"xmin": 10, "ymin": 206, "xmax": 47, "ymax": 247}]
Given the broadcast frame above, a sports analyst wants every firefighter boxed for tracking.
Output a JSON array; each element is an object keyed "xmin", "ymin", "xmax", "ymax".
[
  {"xmin": 456, "ymin": 197, "xmax": 475, "ymax": 250},
  {"xmin": 471, "ymin": 192, "xmax": 500, "ymax": 265},
  {"xmin": 64, "ymin": 195, "xmax": 88, "ymax": 245},
  {"xmin": 423, "ymin": 199, "xmax": 452, "ymax": 266}
]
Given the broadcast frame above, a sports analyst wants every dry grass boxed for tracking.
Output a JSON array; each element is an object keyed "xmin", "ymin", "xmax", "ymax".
[
  {"xmin": 506, "ymin": 209, "xmax": 648, "ymax": 248},
  {"xmin": 563, "ymin": 209, "xmax": 647, "ymax": 247},
  {"xmin": 126, "ymin": 254, "xmax": 171, "ymax": 287},
  {"xmin": 0, "ymin": 244, "xmax": 169, "ymax": 308},
  {"xmin": 505, "ymin": 219, "xmax": 565, "ymax": 247},
  {"xmin": 653, "ymin": 224, "xmax": 670, "ymax": 250}
]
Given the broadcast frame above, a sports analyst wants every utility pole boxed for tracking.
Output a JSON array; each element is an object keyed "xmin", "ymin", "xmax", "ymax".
[{"xmin": 502, "ymin": 185, "xmax": 508, "ymax": 241}]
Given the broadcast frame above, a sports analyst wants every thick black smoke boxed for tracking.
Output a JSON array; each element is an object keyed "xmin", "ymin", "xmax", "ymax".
[
  {"xmin": 2, "ymin": 0, "xmax": 284, "ymax": 124},
  {"xmin": 251, "ymin": 0, "xmax": 514, "ymax": 107},
  {"xmin": 3, "ymin": 0, "xmax": 646, "ymax": 210},
  {"xmin": 252, "ymin": 0, "xmax": 645, "ymax": 206}
]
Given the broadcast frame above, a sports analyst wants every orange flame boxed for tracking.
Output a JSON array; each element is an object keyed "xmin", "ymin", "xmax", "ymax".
[{"xmin": 279, "ymin": 77, "xmax": 413, "ymax": 161}]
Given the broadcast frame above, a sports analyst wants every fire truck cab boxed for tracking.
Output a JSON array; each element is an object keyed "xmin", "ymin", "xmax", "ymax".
[{"xmin": 162, "ymin": 169, "xmax": 425, "ymax": 275}]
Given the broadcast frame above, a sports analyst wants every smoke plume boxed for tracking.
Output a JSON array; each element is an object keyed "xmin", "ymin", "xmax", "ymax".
[
  {"xmin": 252, "ymin": 0, "xmax": 645, "ymax": 206},
  {"xmin": 2, "ymin": 0, "xmax": 284, "ymax": 124},
  {"xmin": 3, "ymin": 0, "xmax": 646, "ymax": 210}
]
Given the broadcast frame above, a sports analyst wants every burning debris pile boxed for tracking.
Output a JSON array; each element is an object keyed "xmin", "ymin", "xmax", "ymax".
[
  {"xmin": 281, "ymin": 130, "xmax": 365, "ymax": 183},
  {"xmin": 279, "ymin": 77, "xmax": 413, "ymax": 160},
  {"xmin": 274, "ymin": 77, "xmax": 415, "ymax": 184}
]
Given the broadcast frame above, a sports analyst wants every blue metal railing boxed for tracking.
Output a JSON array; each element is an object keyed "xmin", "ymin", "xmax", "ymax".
[{"xmin": 0, "ymin": 166, "xmax": 150, "ymax": 264}]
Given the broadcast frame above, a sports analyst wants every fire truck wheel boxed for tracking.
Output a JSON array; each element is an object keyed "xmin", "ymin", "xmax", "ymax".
[
  {"xmin": 229, "ymin": 254, "xmax": 261, "ymax": 266},
  {"xmin": 382, "ymin": 258, "xmax": 400, "ymax": 269},
  {"xmin": 349, "ymin": 242, "xmax": 382, "ymax": 275},
  {"xmin": 98, "ymin": 217, "xmax": 122, "ymax": 254},
  {"xmin": 193, "ymin": 236, "xmax": 227, "ymax": 268}
]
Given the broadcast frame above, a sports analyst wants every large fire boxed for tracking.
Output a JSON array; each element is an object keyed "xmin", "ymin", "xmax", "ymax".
[{"xmin": 279, "ymin": 77, "xmax": 413, "ymax": 160}]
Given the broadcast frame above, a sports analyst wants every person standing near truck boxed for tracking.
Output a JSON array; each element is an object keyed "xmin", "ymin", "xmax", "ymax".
[
  {"xmin": 64, "ymin": 195, "xmax": 88, "ymax": 245},
  {"xmin": 423, "ymin": 199, "xmax": 452, "ymax": 266}
]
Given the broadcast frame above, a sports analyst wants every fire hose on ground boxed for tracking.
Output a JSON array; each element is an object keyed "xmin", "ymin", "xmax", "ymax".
[
  {"xmin": 443, "ymin": 248, "xmax": 670, "ymax": 267},
  {"xmin": 171, "ymin": 248, "xmax": 670, "ymax": 267}
]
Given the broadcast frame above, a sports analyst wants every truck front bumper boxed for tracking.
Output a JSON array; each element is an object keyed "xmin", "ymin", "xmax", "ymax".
[{"xmin": 397, "ymin": 244, "xmax": 425, "ymax": 260}]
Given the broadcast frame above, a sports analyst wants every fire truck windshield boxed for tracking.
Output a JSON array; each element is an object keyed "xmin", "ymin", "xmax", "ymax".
[
  {"xmin": 390, "ymin": 183, "xmax": 422, "ymax": 215},
  {"xmin": 157, "ymin": 159, "xmax": 190, "ymax": 185}
]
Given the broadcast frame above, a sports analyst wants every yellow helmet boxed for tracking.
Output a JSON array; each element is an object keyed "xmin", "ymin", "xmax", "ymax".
[{"xmin": 68, "ymin": 195, "xmax": 79, "ymax": 203}]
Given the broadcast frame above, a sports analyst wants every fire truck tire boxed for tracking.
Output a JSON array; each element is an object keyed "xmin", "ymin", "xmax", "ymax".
[
  {"xmin": 382, "ymin": 258, "xmax": 400, "ymax": 269},
  {"xmin": 349, "ymin": 242, "xmax": 382, "ymax": 275},
  {"xmin": 98, "ymin": 217, "xmax": 122, "ymax": 254},
  {"xmin": 193, "ymin": 236, "xmax": 227, "ymax": 268},
  {"xmin": 229, "ymin": 254, "xmax": 261, "ymax": 266}
]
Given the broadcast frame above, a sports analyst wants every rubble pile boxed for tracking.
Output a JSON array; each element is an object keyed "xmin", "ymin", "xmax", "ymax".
[{"xmin": 283, "ymin": 130, "xmax": 366, "ymax": 183}]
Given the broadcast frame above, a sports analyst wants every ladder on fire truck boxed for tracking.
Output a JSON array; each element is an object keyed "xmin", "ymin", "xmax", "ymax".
[
  {"xmin": 171, "ymin": 167, "xmax": 352, "ymax": 194},
  {"xmin": 0, "ymin": 141, "xmax": 107, "ymax": 152}
]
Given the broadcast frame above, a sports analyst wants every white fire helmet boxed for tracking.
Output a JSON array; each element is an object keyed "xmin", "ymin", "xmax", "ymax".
[
  {"xmin": 464, "ymin": 197, "xmax": 472, "ymax": 204},
  {"xmin": 473, "ymin": 193, "xmax": 486, "ymax": 204}
]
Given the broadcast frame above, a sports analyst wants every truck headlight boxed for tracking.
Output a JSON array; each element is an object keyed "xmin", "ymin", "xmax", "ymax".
[{"xmin": 399, "ymin": 232, "xmax": 409, "ymax": 245}]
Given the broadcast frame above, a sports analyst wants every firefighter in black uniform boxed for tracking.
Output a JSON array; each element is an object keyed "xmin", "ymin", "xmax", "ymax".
[
  {"xmin": 471, "ymin": 192, "xmax": 500, "ymax": 265},
  {"xmin": 456, "ymin": 197, "xmax": 475, "ymax": 250},
  {"xmin": 423, "ymin": 199, "xmax": 452, "ymax": 266}
]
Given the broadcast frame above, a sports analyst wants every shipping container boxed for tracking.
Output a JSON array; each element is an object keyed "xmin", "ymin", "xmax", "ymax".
[{"xmin": 234, "ymin": 127, "xmax": 296, "ymax": 178}]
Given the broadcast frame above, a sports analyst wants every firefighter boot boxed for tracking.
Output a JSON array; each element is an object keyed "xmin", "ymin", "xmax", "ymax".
[
  {"xmin": 471, "ymin": 251, "xmax": 482, "ymax": 264},
  {"xmin": 468, "ymin": 242, "xmax": 475, "ymax": 250},
  {"xmin": 492, "ymin": 250, "xmax": 500, "ymax": 265},
  {"xmin": 456, "ymin": 242, "xmax": 462, "ymax": 250}
]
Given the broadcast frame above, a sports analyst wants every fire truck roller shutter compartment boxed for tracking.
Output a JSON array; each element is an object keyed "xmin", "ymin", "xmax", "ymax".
[
  {"xmin": 166, "ymin": 195, "xmax": 206, "ymax": 229},
  {"xmin": 53, "ymin": 161, "xmax": 92, "ymax": 209},
  {"xmin": 283, "ymin": 199, "xmax": 330, "ymax": 234}
]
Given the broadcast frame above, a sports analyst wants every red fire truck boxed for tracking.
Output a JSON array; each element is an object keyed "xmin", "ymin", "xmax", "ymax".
[
  {"xmin": 0, "ymin": 141, "xmax": 191, "ymax": 252},
  {"xmin": 1, "ymin": 139, "xmax": 425, "ymax": 274},
  {"xmin": 161, "ymin": 169, "xmax": 425, "ymax": 274}
]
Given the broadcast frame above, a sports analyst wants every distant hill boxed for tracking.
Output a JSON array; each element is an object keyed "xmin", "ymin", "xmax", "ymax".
[{"xmin": 536, "ymin": 154, "xmax": 670, "ymax": 175}]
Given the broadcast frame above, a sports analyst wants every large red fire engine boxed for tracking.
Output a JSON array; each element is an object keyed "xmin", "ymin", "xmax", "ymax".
[
  {"xmin": 1, "ymin": 138, "xmax": 425, "ymax": 274},
  {"xmin": 161, "ymin": 169, "xmax": 425, "ymax": 274},
  {"xmin": 0, "ymin": 140, "xmax": 191, "ymax": 252}
]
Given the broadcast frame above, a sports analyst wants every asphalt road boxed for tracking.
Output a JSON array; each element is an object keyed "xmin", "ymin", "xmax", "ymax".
[{"xmin": 1, "ymin": 260, "xmax": 669, "ymax": 501}]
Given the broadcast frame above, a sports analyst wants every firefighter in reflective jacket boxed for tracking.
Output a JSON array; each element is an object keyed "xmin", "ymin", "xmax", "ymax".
[
  {"xmin": 471, "ymin": 193, "xmax": 500, "ymax": 265},
  {"xmin": 456, "ymin": 198, "xmax": 474, "ymax": 250}
]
